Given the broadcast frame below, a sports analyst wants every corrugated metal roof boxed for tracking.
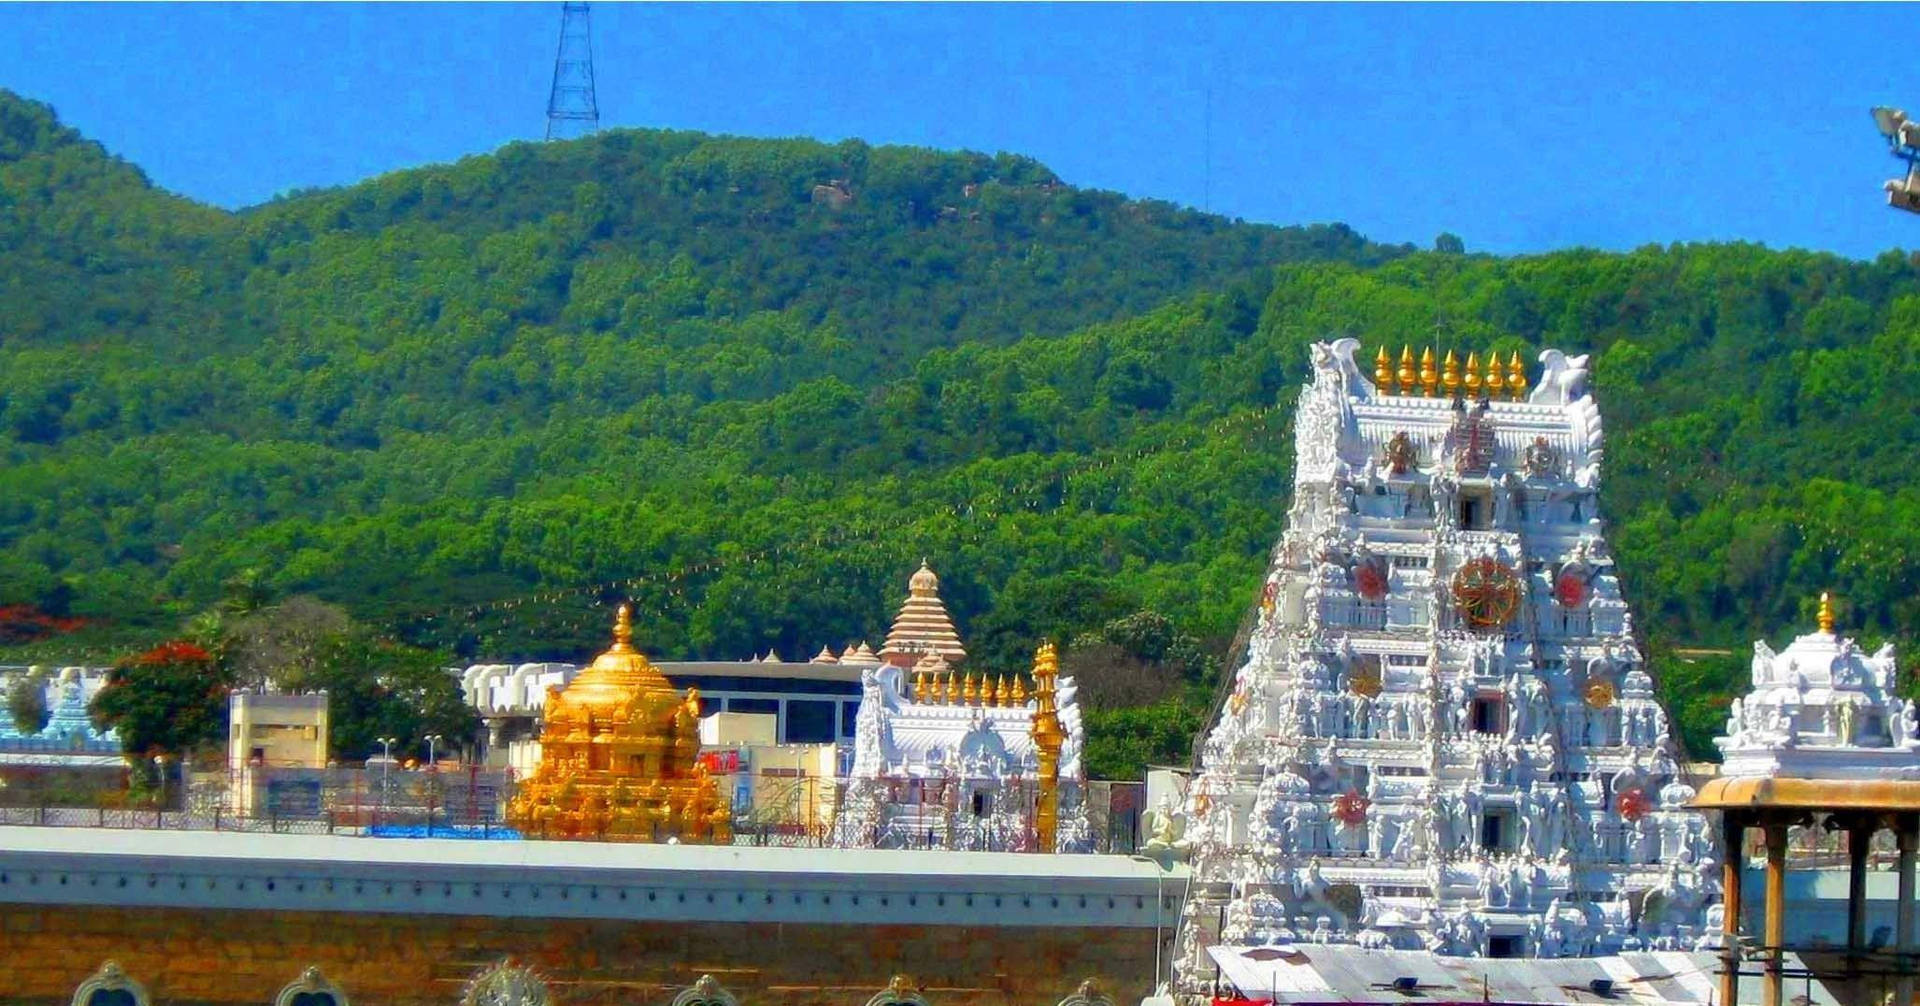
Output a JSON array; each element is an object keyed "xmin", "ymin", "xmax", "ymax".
[{"xmin": 1204, "ymin": 945, "xmax": 1841, "ymax": 1005}]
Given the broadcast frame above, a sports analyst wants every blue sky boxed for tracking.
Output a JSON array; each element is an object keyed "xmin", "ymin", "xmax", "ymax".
[{"xmin": 1, "ymin": 3, "xmax": 1912, "ymax": 259}]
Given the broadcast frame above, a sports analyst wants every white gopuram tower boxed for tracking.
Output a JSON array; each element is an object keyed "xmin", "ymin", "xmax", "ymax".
[{"xmin": 1172, "ymin": 339, "xmax": 1716, "ymax": 988}]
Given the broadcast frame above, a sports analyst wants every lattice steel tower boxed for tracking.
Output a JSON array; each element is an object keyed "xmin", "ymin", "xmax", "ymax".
[{"xmin": 545, "ymin": 2, "xmax": 600, "ymax": 141}]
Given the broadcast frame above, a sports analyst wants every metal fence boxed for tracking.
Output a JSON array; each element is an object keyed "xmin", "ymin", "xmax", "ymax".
[{"xmin": 0, "ymin": 763, "xmax": 1149, "ymax": 854}]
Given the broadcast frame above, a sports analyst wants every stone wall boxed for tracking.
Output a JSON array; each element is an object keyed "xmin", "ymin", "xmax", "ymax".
[{"xmin": 0, "ymin": 904, "xmax": 1161, "ymax": 1006}]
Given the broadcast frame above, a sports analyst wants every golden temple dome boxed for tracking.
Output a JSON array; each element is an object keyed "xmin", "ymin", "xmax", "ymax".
[
  {"xmin": 506, "ymin": 605, "xmax": 728, "ymax": 843},
  {"xmin": 550, "ymin": 605, "xmax": 678, "ymax": 715}
]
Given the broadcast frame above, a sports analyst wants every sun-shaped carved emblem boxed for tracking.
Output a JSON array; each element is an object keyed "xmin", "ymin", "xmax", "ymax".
[
  {"xmin": 1584, "ymin": 679, "xmax": 1616, "ymax": 709},
  {"xmin": 1332, "ymin": 790, "xmax": 1371, "ymax": 826},
  {"xmin": 1349, "ymin": 666, "xmax": 1383, "ymax": 698},
  {"xmin": 1451, "ymin": 557, "xmax": 1520, "ymax": 631},
  {"xmin": 1615, "ymin": 788, "xmax": 1650, "ymax": 822}
]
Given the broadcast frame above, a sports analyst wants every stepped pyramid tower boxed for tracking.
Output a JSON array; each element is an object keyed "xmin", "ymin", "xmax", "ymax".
[
  {"xmin": 1171, "ymin": 340, "xmax": 1714, "ymax": 986},
  {"xmin": 878, "ymin": 561, "xmax": 967, "ymax": 667}
]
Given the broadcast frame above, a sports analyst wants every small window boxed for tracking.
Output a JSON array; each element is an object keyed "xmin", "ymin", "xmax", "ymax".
[
  {"xmin": 1482, "ymin": 810, "xmax": 1515, "ymax": 852},
  {"xmin": 784, "ymin": 700, "xmax": 836, "ymax": 744},
  {"xmin": 1460, "ymin": 497, "xmax": 1481, "ymax": 529},
  {"xmin": 1488, "ymin": 934, "xmax": 1523, "ymax": 958},
  {"xmin": 971, "ymin": 790, "xmax": 991, "ymax": 817},
  {"xmin": 1471, "ymin": 697, "xmax": 1504, "ymax": 734}
]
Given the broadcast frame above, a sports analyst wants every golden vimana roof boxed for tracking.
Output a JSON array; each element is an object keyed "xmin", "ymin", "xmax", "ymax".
[
  {"xmin": 552, "ymin": 603, "xmax": 678, "ymax": 716},
  {"xmin": 878, "ymin": 561, "xmax": 967, "ymax": 667}
]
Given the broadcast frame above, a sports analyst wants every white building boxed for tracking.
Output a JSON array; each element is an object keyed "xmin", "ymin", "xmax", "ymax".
[
  {"xmin": 831, "ymin": 566, "xmax": 1091, "ymax": 853},
  {"xmin": 0, "ymin": 666, "xmax": 120, "ymax": 767},
  {"xmin": 1170, "ymin": 341, "xmax": 1714, "ymax": 987},
  {"xmin": 462, "ymin": 650, "xmax": 874, "ymax": 772},
  {"xmin": 1716, "ymin": 593, "xmax": 1920, "ymax": 780}
]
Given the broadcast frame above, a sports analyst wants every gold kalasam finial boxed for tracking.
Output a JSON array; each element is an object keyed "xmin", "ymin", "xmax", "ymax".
[
  {"xmin": 1396, "ymin": 345, "xmax": 1416, "ymax": 396},
  {"xmin": 1819, "ymin": 591, "xmax": 1835, "ymax": 634},
  {"xmin": 611, "ymin": 604, "xmax": 635, "ymax": 651},
  {"xmin": 1507, "ymin": 351, "xmax": 1528, "ymax": 400},
  {"xmin": 963, "ymin": 673, "xmax": 980, "ymax": 706},
  {"xmin": 1463, "ymin": 352, "xmax": 1482, "ymax": 397},
  {"xmin": 1442, "ymin": 349, "xmax": 1462, "ymax": 398},
  {"xmin": 942, "ymin": 672, "xmax": 957, "ymax": 705},
  {"xmin": 912, "ymin": 667, "xmax": 928, "ymax": 702},
  {"xmin": 1485, "ymin": 350, "xmax": 1505, "ymax": 395},
  {"xmin": 1012, "ymin": 675, "xmax": 1029, "ymax": 705},
  {"xmin": 1374, "ymin": 345, "xmax": 1392, "ymax": 392},
  {"xmin": 1419, "ymin": 347, "xmax": 1438, "ymax": 396}
]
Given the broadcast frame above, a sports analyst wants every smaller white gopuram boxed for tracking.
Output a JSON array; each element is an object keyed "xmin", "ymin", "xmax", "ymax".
[{"xmin": 831, "ymin": 564, "xmax": 1091, "ymax": 852}]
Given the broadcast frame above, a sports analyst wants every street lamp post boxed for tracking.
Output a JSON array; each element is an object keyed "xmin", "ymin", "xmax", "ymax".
[
  {"xmin": 377, "ymin": 736, "xmax": 396, "ymax": 826},
  {"xmin": 151, "ymin": 754, "xmax": 167, "ymax": 824},
  {"xmin": 425, "ymin": 734, "xmax": 443, "ymax": 835}
]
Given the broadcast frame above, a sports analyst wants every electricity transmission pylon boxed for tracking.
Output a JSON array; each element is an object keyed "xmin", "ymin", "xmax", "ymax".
[{"xmin": 545, "ymin": 2, "xmax": 600, "ymax": 141}]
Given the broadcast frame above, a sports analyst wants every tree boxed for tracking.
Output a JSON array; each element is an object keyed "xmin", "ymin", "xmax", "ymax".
[
  {"xmin": 305, "ymin": 631, "xmax": 477, "ymax": 762},
  {"xmin": 220, "ymin": 596, "xmax": 354, "ymax": 689},
  {"xmin": 1433, "ymin": 232, "xmax": 1465, "ymax": 254},
  {"xmin": 89, "ymin": 641, "xmax": 233, "ymax": 758},
  {"xmin": 6, "ymin": 672, "xmax": 49, "ymax": 735}
]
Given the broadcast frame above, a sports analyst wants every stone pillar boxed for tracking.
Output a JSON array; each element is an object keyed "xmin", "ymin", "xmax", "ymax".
[
  {"xmin": 1763, "ymin": 822, "xmax": 1789, "ymax": 1006},
  {"xmin": 1721, "ymin": 813, "xmax": 1746, "ymax": 1006},
  {"xmin": 1897, "ymin": 815, "xmax": 1918, "ymax": 1006},
  {"xmin": 1847, "ymin": 818, "xmax": 1871, "ymax": 956}
]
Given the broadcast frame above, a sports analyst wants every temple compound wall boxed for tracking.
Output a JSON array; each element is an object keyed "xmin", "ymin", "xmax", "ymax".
[{"xmin": 0, "ymin": 827, "xmax": 1175, "ymax": 1006}]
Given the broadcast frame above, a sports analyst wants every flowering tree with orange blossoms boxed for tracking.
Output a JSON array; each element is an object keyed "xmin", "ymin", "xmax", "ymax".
[{"xmin": 89, "ymin": 640, "xmax": 234, "ymax": 761}]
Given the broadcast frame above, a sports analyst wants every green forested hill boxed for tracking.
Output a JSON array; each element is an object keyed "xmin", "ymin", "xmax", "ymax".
[{"xmin": 3, "ymin": 90, "xmax": 1918, "ymax": 771}]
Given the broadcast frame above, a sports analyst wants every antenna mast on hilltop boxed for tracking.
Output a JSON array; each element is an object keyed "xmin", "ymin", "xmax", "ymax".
[{"xmin": 545, "ymin": 2, "xmax": 600, "ymax": 141}]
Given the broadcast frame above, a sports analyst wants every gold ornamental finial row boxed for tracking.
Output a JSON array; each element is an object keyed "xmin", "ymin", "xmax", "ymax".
[
  {"xmin": 1374, "ymin": 346, "xmax": 1529, "ymax": 401},
  {"xmin": 911, "ymin": 668, "xmax": 1031, "ymax": 708}
]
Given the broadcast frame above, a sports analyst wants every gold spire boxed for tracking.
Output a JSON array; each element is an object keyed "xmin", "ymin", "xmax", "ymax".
[
  {"xmin": 1030, "ymin": 642, "xmax": 1064, "ymax": 852},
  {"xmin": 1419, "ymin": 347, "xmax": 1438, "ymax": 396},
  {"xmin": 913, "ymin": 666, "xmax": 928, "ymax": 701},
  {"xmin": 1442, "ymin": 350, "xmax": 1461, "ymax": 398},
  {"xmin": 1507, "ymin": 351, "xmax": 1528, "ymax": 401},
  {"xmin": 1819, "ymin": 591, "xmax": 1835, "ymax": 635},
  {"xmin": 1485, "ymin": 350, "xmax": 1505, "ymax": 396},
  {"xmin": 1011, "ymin": 675, "xmax": 1029, "ymax": 705},
  {"xmin": 611, "ymin": 604, "xmax": 635, "ymax": 650},
  {"xmin": 942, "ymin": 671, "xmax": 957, "ymax": 705},
  {"xmin": 1374, "ymin": 345, "xmax": 1392, "ymax": 392},
  {"xmin": 1396, "ymin": 345, "xmax": 1416, "ymax": 396},
  {"xmin": 963, "ymin": 673, "xmax": 979, "ymax": 706},
  {"xmin": 1464, "ymin": 351, "xmax": 1482, "ymax": 397}
]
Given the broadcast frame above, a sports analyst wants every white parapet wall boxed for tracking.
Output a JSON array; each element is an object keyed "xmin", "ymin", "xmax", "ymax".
[{"xmin": 0, "ymin": 826, "xmax": 1187, "ymax": 929}]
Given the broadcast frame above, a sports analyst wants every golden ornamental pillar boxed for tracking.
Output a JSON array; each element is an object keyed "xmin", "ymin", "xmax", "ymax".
[{"xmin": 1030, "ymin": 641, "xmax": 1064, "ymax": 853}]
